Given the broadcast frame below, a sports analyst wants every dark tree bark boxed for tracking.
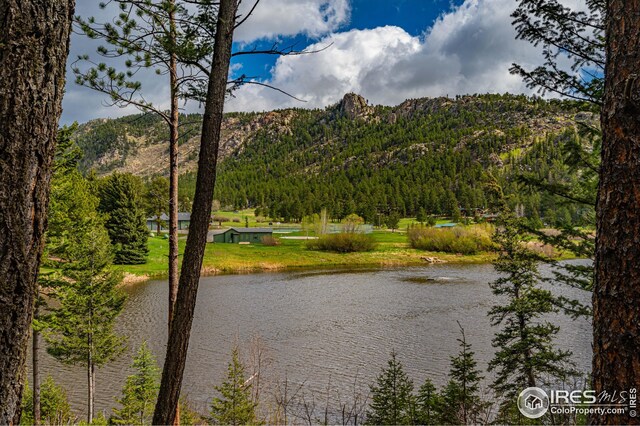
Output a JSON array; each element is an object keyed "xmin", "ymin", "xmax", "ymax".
[
  {"xmin": 592, "ymin": 1, "xmax": 640, "ymax": 424},
  {"xmin": 152, "ymin": 0, "xmax": 238, "ymax": 423},
  {"xmin": 33, "ymin": 300, "xmax": 41, "ymax": 426},
  {"xmin": 0, "ymin": 1, "xmax": 75, "ymax": 423}
]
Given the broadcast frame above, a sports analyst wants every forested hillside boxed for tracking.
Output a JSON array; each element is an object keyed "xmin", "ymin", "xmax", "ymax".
[{"xmin": 75, "ymin": 93, "xmax": 597, "ymax": 226}]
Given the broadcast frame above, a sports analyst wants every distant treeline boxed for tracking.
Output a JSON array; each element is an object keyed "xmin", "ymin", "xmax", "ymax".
[
  {"xmin": 76, "ymin": 94, "xmax": 595, "ymax": 227},
  {"xmin": 184, "ymin": 94, "xmax": 594, "ymax": 227}
]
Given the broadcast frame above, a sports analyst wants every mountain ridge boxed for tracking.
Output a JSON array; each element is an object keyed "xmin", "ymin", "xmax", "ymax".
[
  {"xmin": 74, "ymin": 92, "xmax": 595, "ymax": 178},
  {"xmin": 74, "ymin": 92, "xmax": 597, "ymax": 225}
]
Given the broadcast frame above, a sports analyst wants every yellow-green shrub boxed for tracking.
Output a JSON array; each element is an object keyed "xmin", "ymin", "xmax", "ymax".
[
  {"xmin": 307, "ymin": 233, "xmax": 377, "ymax": 253},
  {"xmin": 407, "ymin": 224, "xmax": 495, "ymax": 254}
]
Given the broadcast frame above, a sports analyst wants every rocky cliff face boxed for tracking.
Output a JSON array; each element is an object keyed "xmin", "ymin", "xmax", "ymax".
[
  {"xmin": 337, "ymin": 93, "xmax": 373, "ymax": 120},
  {"xmin": 74, "ymin": 93, "xmax": 598, "ymax": 177}
]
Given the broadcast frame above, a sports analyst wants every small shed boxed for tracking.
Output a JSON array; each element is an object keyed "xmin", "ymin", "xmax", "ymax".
[
  {"xmin": 147, "ymin": 212, "xmax": 191, "ymax": 232},
  {"xmin": 208, "ymin": 227, "xmax": 273, "ymax": 244}
]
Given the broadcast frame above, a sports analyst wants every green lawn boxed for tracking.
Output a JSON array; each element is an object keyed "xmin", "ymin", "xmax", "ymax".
[
  {"xmin": 209, "ymin": 209, "xmax": 268, "ymax": 228},
  {"xmin": 119, "ymin": 228, "xmax": 495, "ymax": 279}
]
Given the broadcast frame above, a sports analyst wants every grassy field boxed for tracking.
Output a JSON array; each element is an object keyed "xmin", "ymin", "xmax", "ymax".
[
  {"xmin": 208, "ymin": 210, "xmax": 453, "ymax": 230},
  {"xmin": 118, "ymin": 228, "xmax": 495, "ymax": 280}
]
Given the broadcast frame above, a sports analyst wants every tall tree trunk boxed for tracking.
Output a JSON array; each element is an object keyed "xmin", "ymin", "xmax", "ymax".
[
  {"xmin": 168, "ymin": 3, "xmax": 180, "ymax": 424},
  {"xmin": 592, "ymin": 2, "xmax": 640, "ymax": 424},
  {"xmin": 87, "ymin": 341, "xmax": 94, "ymax": 423},
  {"xmin": 0, "ymin": 1, "xmax": 75, "ymax": 423},
  {"xmin": 33, "ymin": 300, "xmax": 41, "ymax": 426},
  {"xmin": 152, "ymin": 0, "xmax": 238, "ymax": 423},
  {"xmin": 167, "ymin": 0, "xmax": 180, "ymax": 351}
]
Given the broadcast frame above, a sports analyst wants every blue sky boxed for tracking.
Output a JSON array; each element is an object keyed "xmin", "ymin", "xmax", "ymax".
[
  {"xmin": 229, "ymin": 0, "xmax": 463, "ymax": 82},
  {"xmin": 62, "ymin": 0, "xmax": 548, "ymax": 124}
]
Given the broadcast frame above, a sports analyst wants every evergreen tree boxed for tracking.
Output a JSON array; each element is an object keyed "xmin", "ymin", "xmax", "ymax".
[
  {"xmin": 439, "ymin": 323, "xmax": 485, "ymax": 425},
  {"xmin": 44, "ymin": 183, "xmax": 127, "ymax": 423},
  {"xmin": 416, "ymin": 207, "xmax": 427, "ymax": 224},
  {"xmin": 178, "ymin": 398, "xmax": 207, "ymax": 426},
  {"xmin": 385, "ymin": 212, "xmax": 401, "ymax": 232},
  {"xmin": 511, "ymin": 0, "xmax": 602, "ymax": 321},
  {"xmin": 99, "ymin": 172, "xmax": 149, "ymax": 264},
  {"xmin": 0, "ymin": 2, "xmax": 74, "ymax": 420},
  {"xmin": 488, "ymin": 190, "xmax": 577, "ymax": 420},
  {"xmin": 111, "ymin": 342, "xmax": 160, "ymax": 425},
  {"xmin": 33, "ymin": 125, "xmax": 83, "ymax": 424},
  {"xmin": 144, "ymin": 176, "xmax": 170, "ymax": 234},
  {"xmin": 592, "ymin": 4, "xmax": 640, "ymax": 421},
  {"xmin": 415, "ymin": 378, "xmax": 441, "ymax": 426},
  {"xmin": 511, "ymin": 0, "xmax": 604, "ymax": 104},
  {"xmin": 210, "ymin": 347, "xmax": 258, "ymax": 426},
  {"xmin": 20, "ymin": 377, "xmax": 74, "ymax": 426},
  {"xmin": 366, "ymin": 350, "xmax": 415, "ymax": 425}
]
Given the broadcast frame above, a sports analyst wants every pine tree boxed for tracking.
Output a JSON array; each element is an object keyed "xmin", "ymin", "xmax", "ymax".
[
  {"xmin": 511, "ymin": 0, "xmax": 604, "ymax": 104},
  {"xmin": 415, "ymin": 378, "xmax": 441, "ymax": 426},
  {"xmin": 144, "ymin": 176, "xmax": 170, "ymax": 234},
  {"xmin": 439, "ymin": 323, "xmax": 485, "ymax": 425},
  {"xmin": 111, "ymin": 342, "xmax": 160, "ymax": 425},
  {"xmin": 511, "ymin": 0, "xmax": 601, "ymax": 321},
  {"xmin": 44, "ymin": 183, "xmax": 127, "ymax": 423},
  {"xmin": 593, "ymin": 2, "xmax": 640, "ymax": 422},
  {"xmin": 366, "ymin": 350, "xmax": 415, "ymax": 425},
  {"xmin": 99, "ymin": 172, "xmax": 149, "ymax": 264},
  {"xmin": 0, "ymin": 2, "xmax": 74, "ymax": 420},
  {"xmin": 20, "ymin": 377, "xmax": 74, "ymax": 426},
  {"xmin": 385, "ymin": 212, "xmax": 401, "ymax": 232},
  {"xmin": 209, "ymin": 347, "xmax": 258, "ymax": 426},
  {"xmin": 416, "ymin": 207, "xmax": 427, "ymax": 224},
  {"xmin": 488, "ymin": 190, "xmax": 577, "ymax": 420}
]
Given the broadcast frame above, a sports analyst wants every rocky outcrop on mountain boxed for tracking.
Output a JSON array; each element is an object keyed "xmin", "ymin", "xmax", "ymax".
[
  {"xmin": 74, "ymin": 93, "xmax": 598, "ymax": 178},
  {"xmin": 338, "ymin": 93, "xmax": 373, "ymax": 120}
]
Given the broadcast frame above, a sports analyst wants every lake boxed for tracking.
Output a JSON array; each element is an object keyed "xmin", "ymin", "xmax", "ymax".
[{"xmin": 28, "ymin": 262, "xmax": 592, "ymax": 419}]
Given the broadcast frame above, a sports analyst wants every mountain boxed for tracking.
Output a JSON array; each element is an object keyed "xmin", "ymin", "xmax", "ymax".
[{"xmin": 74, "ymin": 93, "xmax": 597, "ymax": 225}]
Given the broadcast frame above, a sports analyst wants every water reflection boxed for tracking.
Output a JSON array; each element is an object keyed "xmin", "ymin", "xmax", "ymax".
[{"xmin": 27, "ymin": 262, "xmax": 592, "ymax": 417}]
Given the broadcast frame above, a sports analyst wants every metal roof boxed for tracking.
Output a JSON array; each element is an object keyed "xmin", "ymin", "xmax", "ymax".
[
  {"xmin": 208, "ymin": 227, "xmax": 273, "ymax": 235},
  {"xmin": 229, "ymin": 227, "xmax": 273, "ymax": 233},
  {"xmin": 147, "ymin": 212, "xmax": 191, "ymax": 221}
]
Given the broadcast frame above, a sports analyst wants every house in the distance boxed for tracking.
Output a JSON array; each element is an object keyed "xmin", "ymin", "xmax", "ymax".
[
  {"xmin": 146, "ymin": 212, "xmax": 191, "ymax": 232},
  {"xmin": 207, "ymin": 227, "xmax": 273, "ymax": 243}
]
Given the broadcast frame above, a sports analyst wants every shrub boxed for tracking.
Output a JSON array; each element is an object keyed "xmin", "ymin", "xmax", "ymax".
[
  {"xmin": 232, "ymin": 218, "xmax": 241, "ymax": 223},
  {"xmin": 307, "ymin": 233, "xmax": 377, "ymax": 253},
  {"xmin": 213, "ymin": 215, "xmax": 231, "ymax": 223},
  {"xmin": 21, "ymin": 376, "xmax": 75, "ymax": 425},
  {"xmin": 261, "ymin": 235, "xmax": 280, "ymax": 246},
  {"xmin": 408, "ymin": 224, "xmax": 494, "ymax": 255}
]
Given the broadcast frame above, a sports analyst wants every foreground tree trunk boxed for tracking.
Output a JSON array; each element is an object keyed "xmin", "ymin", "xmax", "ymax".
[
  {"xmin": 87, "ymin": 345, "xmax": 94, "ymax": 424},
  {"xmin": 167, "ymin": 0, "xmax": 180, "ymax": 349},
  {"xmin": 152, "ymin": 0, "xmax": 238, "ymax": 423},
  {"xmin": 168, "ymin": 4, "xmax": 180, "ymax": 424},
  {"xmin": 592, "ymin": 1, "xmax": 640, "ymax": 424},
  {"xmin": 33, "ymin": 300, "xmax": 41, "ymax": 426},
  {"xmin": 0, "ymin": 1, "xmax": 75, "ymax": 423}
]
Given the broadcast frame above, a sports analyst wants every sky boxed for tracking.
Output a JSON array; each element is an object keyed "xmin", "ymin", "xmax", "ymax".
[{"xmin": 61, "ymin": 0, "xmax": 564, "ymax": 124}]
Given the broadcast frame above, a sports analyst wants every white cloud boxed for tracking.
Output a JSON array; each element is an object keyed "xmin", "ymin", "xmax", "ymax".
[
  {"xmin": 226, "ymin": 0, "xmax": 550, "ymax": 112},
  {"xmin": 234, "ymin": 0, "xmax": 351, "ymax": 42},
  {"xmin": 62, "ymin": 0, "xmax": 350, "ymax": 123},
  {"xmin": 63, "ymin": 0, "xmax": 588, "ymax": 123}
]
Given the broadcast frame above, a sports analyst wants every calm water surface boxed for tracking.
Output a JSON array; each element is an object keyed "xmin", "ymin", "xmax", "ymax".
[{"xmin": 29, "ymin": 262, "xmax": 592, "ymax": 416}]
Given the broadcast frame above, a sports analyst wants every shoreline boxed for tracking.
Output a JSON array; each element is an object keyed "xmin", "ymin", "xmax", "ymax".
[
  {"xmin": 114, "ymin": 231, "xmax": 581, "ymax": 285},
  {"xmin": 117, "ymin": 250, "xmax": 498, "ymax": 285}
]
